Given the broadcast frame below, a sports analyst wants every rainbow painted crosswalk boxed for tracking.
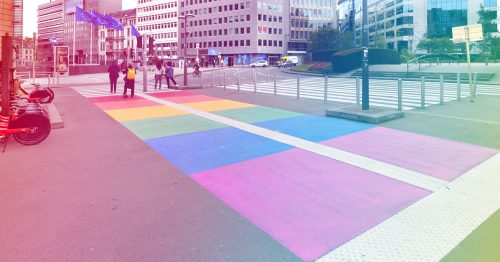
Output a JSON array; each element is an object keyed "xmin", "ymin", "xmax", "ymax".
[{"xmin": 86, "ymin": 90, "xmax": 499, "ymax": 261}]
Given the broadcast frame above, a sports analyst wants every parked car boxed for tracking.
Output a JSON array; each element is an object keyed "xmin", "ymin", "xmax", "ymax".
[
  {"xmin": 250, "ymin": 60, "xmax": 269, "ymax": 68},
  {"xmin": 276, "ymin": 60, "xmax": 295, "ymax": 68}
]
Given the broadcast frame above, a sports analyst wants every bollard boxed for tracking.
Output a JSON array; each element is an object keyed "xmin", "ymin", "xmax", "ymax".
[
  {"xmin": 267, "ymin": 67, "xmax": 270, "ymax": 82},
  {"xmin": 253, "ymin": 68, "xmax": 257, "ymax": 94},
  {"xmin": 47, "ymin": 75, "xmax": 51, "ymax": 88},
  {"xmin": 439, "ymin": 74, "xmax": 444, "ymax": 105},
  {"xmin": 273, "ymin": 72, "xmax": 277, "ymax": 96},
  {"xmin": 356, "ymin": 77, "xmax": 360, "ymax": 105},
  {"xmin": 397, "ymin": 79, "xmax": 403, "ymax": 111},
  {"xmin": 223, "ymin": 71, "xmax": 226, "ymax": 90},
  {"xmin": 296, "ymin": 75, "xmax": 300, "ymax": 99},
  {"xmin": 421, "ymin": 77, "xmax": 426, "ymax": 109},
  {"xmin": 457, "ymin": 73, "xmax": 461, "ymax": 101},
  {"xmin": 324, "ymin": 75, "xmax": 328, "ymax": 104},
  {"xmin": 237, "ymin": 70, "xmax": 240, "ymax": 92},
  {"xmin": 473, "ymin": 72, "xmax": 477, "ymax": 98}
]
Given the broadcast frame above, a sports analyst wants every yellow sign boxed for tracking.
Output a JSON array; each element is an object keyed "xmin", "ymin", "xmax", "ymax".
[{"xmin": 452, "ymin": 24, "xmax": 483, "ymax": 43}]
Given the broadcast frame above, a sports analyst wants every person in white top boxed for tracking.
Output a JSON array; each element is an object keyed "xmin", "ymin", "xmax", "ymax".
[{"xmin": 154, "ymin": 61, "xmax": 164, "ymax": 90}]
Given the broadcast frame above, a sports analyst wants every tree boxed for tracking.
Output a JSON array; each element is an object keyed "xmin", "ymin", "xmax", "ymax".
[
  {"xmin": 374, "ymin": 34, "xmax": 386, "ymax": 49},
  {"xmin": 308, "ymin": 28, "xmax": 341, "ymax": 53},
  {"xmin": 339, "ymin": 31, "xmax": 354, "ymax": 50},
  {"xmin": 417, "ymin": 38, "xmax": 455, "ymax": 54},
  {"xmin": 477, "ymin": 5, "xmax": 497, "ymax": 35}
]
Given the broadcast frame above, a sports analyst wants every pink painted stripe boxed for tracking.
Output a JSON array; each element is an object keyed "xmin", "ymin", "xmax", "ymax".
[
  {"xmin": 159, "ymin": 94, "xmax": 220, "ymax": 103},
  {"xmin": 87, "ymin": 95, "xmax": 144, "ymax": 103},
  {"xmin": 192, "ymin": 148, "xmax": 429, "ymax": 261},
  {"xmin": 147, "ymin": 91, "xmax": 195, "ymax": 98},
  {"xmin": 321, "ymin": 127, "xmax": 498, "ymax": 181}
]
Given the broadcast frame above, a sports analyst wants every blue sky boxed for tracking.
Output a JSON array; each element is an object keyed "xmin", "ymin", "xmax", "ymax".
[{"xmin": 24, "ymin": 0, "xmax": 138, "ymax": 37}]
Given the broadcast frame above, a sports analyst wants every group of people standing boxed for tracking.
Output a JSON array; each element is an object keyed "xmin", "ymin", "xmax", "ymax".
[
  {"xmin": 107, "ymin": 60, "xmax": 177, "ymax": 98},
  {"xmin": 154, "ymin": 61, "xmax": 176, "ymax": 90}
]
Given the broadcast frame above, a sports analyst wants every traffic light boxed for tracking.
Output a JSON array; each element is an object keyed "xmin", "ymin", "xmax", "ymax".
[
  {"xmin": 130, "ymin": 48, "xmax": 134, "ymax": 59},
  {"xmin": 148, "ymin": 37, "xmax": 154, "ymax": 55},
  {"xmin": 137, "ymin": 36, "xmax": 142, "ymax": 48}
]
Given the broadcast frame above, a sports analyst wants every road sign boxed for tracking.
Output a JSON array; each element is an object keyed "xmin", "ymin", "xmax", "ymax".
[
  {"xmin": 452, "ymin": 24, "xmax": 483, "ymax": 43},
  {"xmin": 452, "ymin": 24, "xmax": 483, "ymax": 102},
  {"xmin": 195, "ymin": 42, "xmax": 200, "ymax": 49}
]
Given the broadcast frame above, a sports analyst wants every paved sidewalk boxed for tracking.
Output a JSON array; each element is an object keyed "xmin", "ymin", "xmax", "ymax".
[{"xmin": 2, "ymin": 77, "xmax": 499, "ymax": 261}]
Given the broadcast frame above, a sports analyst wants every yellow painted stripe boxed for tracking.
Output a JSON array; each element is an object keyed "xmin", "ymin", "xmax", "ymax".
[
  {"xmin": 105, "ymin": 105, "xmax": 187, "ymax": 122},
  {"xmin": 183, "ymin": 99, "xmax": 256, "ymax": 112}
]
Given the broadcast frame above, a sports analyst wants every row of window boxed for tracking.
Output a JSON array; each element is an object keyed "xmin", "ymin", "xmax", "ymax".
[
  {"xmin": 137, "ymin": 1, "xmax": 177, "ymax": 13},
  {"xmin": 257, "ymin": 14, "xmax": 284, "ymax": 23},
  {"xmin": 138, "ymin": 12, "xmax": 177, "ymax": 23},
  {"xmin": 291, "ymin": 19, "xmax": 334, "ymax": 29},
  {"xmin": 138, "ymin": 22, "xmax": 178, "ymax": 32},
  {"xmin": 257, "ymin": 2, "xmax": 284, "ymax": 13},
  {"xmin": 257, "ymin": 27, "xmax": 283, "ymax": 35},
  {"xmin": 187, "ymin": 27, "xmax": 251, "ymax": 37},
  {"xmin": 187, "ymin": 15, "xmax": 251, "ymax": 27},
  {"xmin": 185, "ymin": 39, "xmax": 252, "ymax": 49},
  {"xmin": 183, "ymin": 2, "xmax": 251, "ymax": 13},
  {"xmin": 290, "ymin": 7, "xmax": 334, "ymax": 19},
  {"xmin": 291, "ymin": 0, "xmax": 334, "ymax": 7}
]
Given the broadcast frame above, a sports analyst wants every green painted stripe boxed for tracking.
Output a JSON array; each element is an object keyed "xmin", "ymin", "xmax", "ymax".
[
  {"xmin": 122, "ymin": 114, "xmax": 228, "ymax": 140},
  {"xmin": 441, "ymin": 210, "xmax": 500, "ymax": 262}
]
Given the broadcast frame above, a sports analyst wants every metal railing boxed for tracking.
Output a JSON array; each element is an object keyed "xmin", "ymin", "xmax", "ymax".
[{"xmin": 212, "ymin": 68, "xmax": 483, "ymax": 111}]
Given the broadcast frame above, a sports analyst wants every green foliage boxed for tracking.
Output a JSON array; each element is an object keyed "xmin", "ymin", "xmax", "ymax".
[
  {"xmin": 308, "ymin": 28, "xmax": 341, "ymax": 53},
  {"xmin": 478, "ymin": 5, "xmax": 498, "ymax": 34},
  {"xmin": 292, "ymin": 64, "xmax": 311, "ymax": 72},
  {"xmin": 332, "ymin": 48, "xmax": 401, "ymax": 73},
  {"xmin": 400, "ymin": 49, "xmax": 416, "ymax": 63},
  {"xmin": 339, "ymin": 31, "xmax": 354, "ymax": 50},
  {"xmin": 417, "ymin": 38, "xmax": 455, "ymax": 54},
  {"xmin": 374, "ymin": 34, "xmax": 386, "ymax": 49}
]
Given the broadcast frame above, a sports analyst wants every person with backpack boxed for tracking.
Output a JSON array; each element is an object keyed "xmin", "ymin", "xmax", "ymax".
[
  {"xmin": 154, "ymin": 61, "xmax": 164, "ymax": 90},
  {"xmin": 107, "ymin": 61, "xmax": 120, "ymax": 93},
  {"xmin": 164, "ymin": 61, "xmax": 177, "ymax": 88},
  {"xmin": 123, "ymin": 64, "xmax": 136, "ymax": 98}
]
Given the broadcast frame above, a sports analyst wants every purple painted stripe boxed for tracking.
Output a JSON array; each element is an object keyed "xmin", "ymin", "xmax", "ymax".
[
  {"xmin": 321, "ymin": 127, "xmax": 498, "ymax": 181},
  {"xmin": 191, "ymin": 148, "xmax": 429, "ymax": 261}
]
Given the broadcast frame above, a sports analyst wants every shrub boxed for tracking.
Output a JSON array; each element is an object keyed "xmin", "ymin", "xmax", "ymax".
[{"xmin": 331, "ymin": 48, "xmax": 401, "ymax": 73}]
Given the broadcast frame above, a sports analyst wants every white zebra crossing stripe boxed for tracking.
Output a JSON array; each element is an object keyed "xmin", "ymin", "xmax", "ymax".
[{"xmin": 217, "ymin": 77, "xmax": 500, "ymax": 110}]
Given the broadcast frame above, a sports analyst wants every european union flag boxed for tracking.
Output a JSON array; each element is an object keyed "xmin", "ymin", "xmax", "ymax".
[
  {"xmin": 131, "ymin": 25, "xmax": 140, "ymax": 37},
  {"xmin": 91, "ymin": 11, "xmax": 112, "ymax": 27},
  {"xmin": 75, "ymin": 6, "xmax": 92, "ymax": 23},
  {"xmin": 104, "ymin": 14, "xmax": 124, "ymax": 30}
]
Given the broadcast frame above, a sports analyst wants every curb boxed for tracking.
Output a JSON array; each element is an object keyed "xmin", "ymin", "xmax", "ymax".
[{"xmin": 42, "ymin": 103, "xmax": 64, "ymax": 129}]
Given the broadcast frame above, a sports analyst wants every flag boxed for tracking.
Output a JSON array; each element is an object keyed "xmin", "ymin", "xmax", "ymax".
[
  {"xmin": 91, "ymin": 11, "xmax": 112, "ymax": 27},
  {"xmin": 131, "ymin": 25, "xmax": 140, "ymax": 37},
  {"xmin": 104, "ymin": 14, "xmax": 124, "ymax": 30},
  {"xmin": 75, "ymin": 6, "xmax": 92, "ymax": 23}
]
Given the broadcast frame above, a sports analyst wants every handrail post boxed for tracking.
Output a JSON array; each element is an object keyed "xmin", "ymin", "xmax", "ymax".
[
  {"xmin": 439, "ymin": 74, "xmax": 444, "ymax": 105},
  {"xmin": 421, "ymin": 77, "xmax": 425, "ymax": 109},
  {"xmin": 397, "ymin": 79, "xmax": 403, "ymax": 111},
  {"xmin": 324, "ymin": 75, "xmax": 328, "ymax": 104},
  {"xmin": 223, "ymin": 70, "xmax": 226, "ymax": 90},
  {"xmin": 457, "ymin": 73, "xmax": 461, "ymax": 101},
  {"xmin": 237, "ymin": 70, "xmax": 240, "ymax": 92},
  {"xmin": 267, "ymin": 67, "xmax": 270, "ymax": 82},
  {"xmin": 211, "ymin": 70, "xmax": 214, "ymax": 87},
  {"xmin": 473, "ymin": 72, "xmax": 477, "ymax": 98},
  {"xmin": 296, "ymin": 75, "xmax": 300, "ymax": 99},
  {"xmin": 356, "ymin": 77, "xmax": 360, "ymax": 106},
  {"xmin": 201, "ymin": 70, "xmax": 204, "ymax": 88},
  {"xmin": 273, "ymin": 71, "xmax": 277, "ymax": 96},
  {"xmin": 253, "ymin": 68, "xmax": 257, "ymax": 94}
]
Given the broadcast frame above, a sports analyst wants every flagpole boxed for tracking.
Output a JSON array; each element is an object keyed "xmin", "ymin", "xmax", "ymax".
[
  {"xmin": 90, "ymin": 21, "xmax": 93, "ymax": 64},
  {"xmin": 73, "ymin": 12, "xmax": 76, "ymax": 65}
]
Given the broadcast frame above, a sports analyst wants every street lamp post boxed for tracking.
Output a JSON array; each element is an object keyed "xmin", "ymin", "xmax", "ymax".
[
  {"xmin": 178, "ymin": 14, "xmax": 195, "ymax": 86},
  {"xmin": 361, "ymin": 0, "xmax": 370, "ymax": 110}
]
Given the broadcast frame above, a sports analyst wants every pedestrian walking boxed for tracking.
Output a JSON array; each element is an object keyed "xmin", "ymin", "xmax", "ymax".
[
  {"xmin": 154, "ymin": 61, "xmax": 164, "ymax": 90},
  {"xmin": 212, "ymin": 59, "xmax": 216, "ymax": 68},
  {"xmin": 108, "ymin": 61, "xmax": 120, "ymax": 93},
  {"xmin": 165, "ymin": 61, "xmax": 177, "ymax": 88},
  {"xmin": 123, "ymin": 64, "xmax": 136, "ymax": 98}
]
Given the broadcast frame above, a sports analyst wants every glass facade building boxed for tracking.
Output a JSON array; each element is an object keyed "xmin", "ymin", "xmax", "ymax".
[
  {"xmin": 288, "ymin": 0, "xmax": 337, "ymax": 55},
  {"xmin": 427, "ymin": 0, "xmax": 468, "ymax": 38}
]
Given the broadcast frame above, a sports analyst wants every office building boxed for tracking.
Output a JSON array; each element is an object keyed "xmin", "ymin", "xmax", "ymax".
[
  {"xmin": 98, "ymin": 8, "xmax": 137, "ymax": 63},
  {"xmin": 178, "ymin": 0, "xmax": 288, "ymax": 66},
  {"xmin": 37, "ymin": 0, "xmax": 64, "ymax": 63},
  {"xmin": 0, "ymin": 0, "xmax": 13, "ymax": 61},
  {"xmin": 343, "ymin": 0, "xmax": 496, "ymax": 51},
  {"xmin": 63, "ymin": 0, "xmax": 122, "ymax": 64},
  {"xmin": 136, "ymin": 0, "xmax": 179, "ymax": 60},
  {"xmin": 288, "ymin": 0, "xmax": 337, "ymax": 60}
]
